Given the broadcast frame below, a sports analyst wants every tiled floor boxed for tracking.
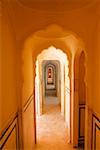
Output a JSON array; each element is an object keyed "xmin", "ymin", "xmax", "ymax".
[{"xmin": 35, "ymin": 98, "xmax": 80, "ymax": 150}]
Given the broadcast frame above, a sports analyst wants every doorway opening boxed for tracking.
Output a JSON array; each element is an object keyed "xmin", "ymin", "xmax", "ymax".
[
  {"xmin": 44, "ymin": 60, "xmax": 60, "ymax": 105},
  {"xmin": 21, "ymin": 24, "xmax": 87, "ymax": 149},
  {"xmin": 74, "ymin": 50, "xmax": 86, "ymax": 148},
  {"xmin": 35, "ymin": 46, "xmax": 71, "ymax": 148}
]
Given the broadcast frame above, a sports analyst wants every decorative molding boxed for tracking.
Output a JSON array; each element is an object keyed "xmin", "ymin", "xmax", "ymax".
[
  {"xmin": 0, "ymin": 94, "xmax": 34, "ymax": 149},
  {"xmin": 0, "ymin": 112, "xmax": 18, "ymax": 140},
  {"xmin": 0, "ymin": 112, "xmax": 19, "ymax": 149},
  {"xmin": 78, "ymin": 104, "xmax": 85, "ymax": 145},
  {"xmin": 23, "ymin": 93, "xmax": 34, "ymax": 112},
  {"xmin": 91, "ymin": 113, "xmax": 100, "ymax": 150},
  {"xmin": 23, "ymin": 93, "xmax": 36, "ymax": 144}
]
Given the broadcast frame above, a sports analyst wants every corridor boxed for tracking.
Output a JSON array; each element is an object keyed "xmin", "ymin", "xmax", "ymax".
[
  {"xmin": 35, "ymin": 98, "xmax": 81, "ymax": 150},
  {"xmin": 1, "ymin": 0, "xmax": 100, "ymax": 149}
]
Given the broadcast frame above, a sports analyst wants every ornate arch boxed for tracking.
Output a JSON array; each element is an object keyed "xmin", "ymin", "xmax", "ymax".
[{"xmin": 21, "ymin": 24, "xmax": 85, "ymax": 146}]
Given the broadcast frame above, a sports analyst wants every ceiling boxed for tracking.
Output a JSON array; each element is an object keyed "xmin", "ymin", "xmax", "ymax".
[
  {"xmin": 4, "ymin": 0, "xmax": 99, "ymax": 41},
  {"xmin": 16, "ymin": 0, "xmax": 97, "ymax": 12}
]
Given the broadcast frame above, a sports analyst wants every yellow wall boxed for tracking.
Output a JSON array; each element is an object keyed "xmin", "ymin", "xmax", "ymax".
[
  {"xmin": 0, "ymin": 6, "xmax": 18, "ymax": 149},
  {"xmin": 22, "ymin": 46, "xmax": 35, "ymax": 148},
  {"xmin": 0, "ymin": 6, "xmax": 17, "ymax": 132},
  {"xmin": 1, "ymin": 0, "xmax": 100, "ymax": 149}
]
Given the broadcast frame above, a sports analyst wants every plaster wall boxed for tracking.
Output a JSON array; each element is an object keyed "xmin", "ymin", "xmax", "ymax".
[
  {"xmin": 1, "ymin": 0, "xmax": 100, "ymax": 149},
  {"xmin": 79, "ymin": 52, "xmax": 86, "ymax": 105},
  {"xmin": 0, "ymin": 6, "xmax": 18, "ymax": 149},
  {"xmin": 22, "ymin": 45, "xmax": 35, "ymax": 149},
  {"xmin": 85, "ymin": 18, "xmax": 100, "ymax": 150}
]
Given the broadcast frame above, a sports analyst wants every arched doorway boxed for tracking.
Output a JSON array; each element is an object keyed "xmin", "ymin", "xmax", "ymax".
[
  {"xmin": 35, "ymin": 46, "xmax": 71, "ymax": 145},
  {"xmin": 21, "ymin": 24, "xmax": 86, "ymax": 148},
  {"xmin": 74, "ymin": 50, "xmax": 86, "ymax": 148},
  {"xmin": 45, "ymin": 63, "xmax": 57, "ymax": 97}
]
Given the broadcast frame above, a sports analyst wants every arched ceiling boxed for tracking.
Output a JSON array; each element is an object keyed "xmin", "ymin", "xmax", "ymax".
[
  {"xmin": 17, "ymin": 0, "xmax": 97, "ymax": 12},
  {"xmin": 3, "ymin": 0, "xmax": 100, "ymax": 46}
]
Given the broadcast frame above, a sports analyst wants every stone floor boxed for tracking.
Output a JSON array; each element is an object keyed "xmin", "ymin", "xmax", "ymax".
[
  {"xmin": 35, "ymin": 100, "xmax": 82, "ymax": 150},
  {"xmin": 44, "ymin": 96, "xmax": 59, "ymax": 105}
]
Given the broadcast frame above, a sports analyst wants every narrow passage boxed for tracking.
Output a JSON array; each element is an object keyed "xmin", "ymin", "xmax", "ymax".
[{"xmin": 35, "ymin": 97, "xmax": 80, "ymax": 150}]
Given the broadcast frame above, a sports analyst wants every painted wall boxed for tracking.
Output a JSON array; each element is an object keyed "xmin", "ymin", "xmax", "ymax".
[
  {"xmin": 64, "ymin": 61, "xmax": 70, "ymax": 142},
  {"xmin": 1, "ymin": 0, "xmax": 100, "ymax": 149},
  {"xmin": 0, "ymin": 6, "xmax": 19, "ymax": 149},
  {"xmin": 22, "ymin": 44, "xmax": 35, "ymax": 149},
  {"xmin": 85, "ymin": 18, "xmax": 100, "ymax": 150},
  {"xmin": 79, "ymin": 52, "xmax": 86, "ymax": 105},
  {"xmin": 78, "ymin": 52, "xmax": 86, "ymax": 145}
]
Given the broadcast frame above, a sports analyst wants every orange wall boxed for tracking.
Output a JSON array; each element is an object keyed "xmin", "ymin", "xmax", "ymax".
[
  {"xmin": 0, "ymin": 7, "xmax": 18, "ymax": 132},
  {"xmin": 92, "ymin": 20, "xmax": 100, "ymax": 115},
  {"xmin": 85, "ymin": 18, "xmax": 100, "ymax": 150},
  {"xmin": 0, "ymin": 6, "xmax": 19, "ymax": 149},
  {"xmin": 79, "ymin": 52, "xmax": 86, "ymax": 104},
  {"xmin": 1, "ymin": 1, "xmax": 100, "ymax": 149},
  {"xmin": 22, "ymin": 45, "xmax": 35, "ymax": 149}
]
